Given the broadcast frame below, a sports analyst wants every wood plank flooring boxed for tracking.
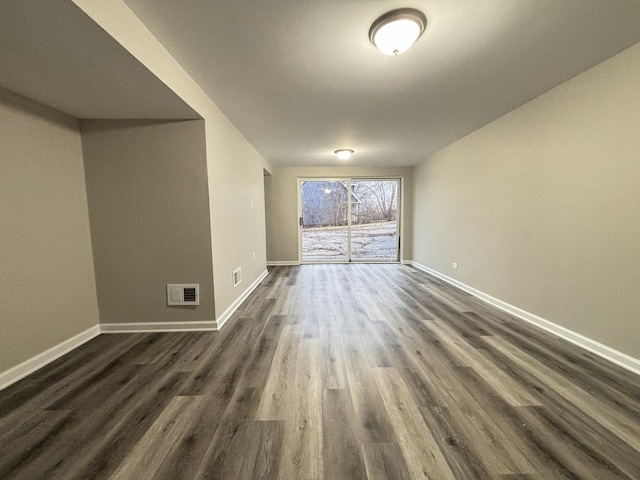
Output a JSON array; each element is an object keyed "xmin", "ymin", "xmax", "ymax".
[{"xmin": 1, "ymin": 264, "xmax": 639, "ymax": 479}]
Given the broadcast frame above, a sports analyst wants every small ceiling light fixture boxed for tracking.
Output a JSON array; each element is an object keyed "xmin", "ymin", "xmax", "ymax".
[
  {"xmin": 369, "ymin": 8, "xmax": 427, "ymax": 56},
  {"xmin": 334, "ymin": 149, "xmax": 354, "ymax": 161}
]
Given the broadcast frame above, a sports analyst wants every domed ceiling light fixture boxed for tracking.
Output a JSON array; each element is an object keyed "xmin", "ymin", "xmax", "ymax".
[
  {"xmin": 334, "ymin": 149, "xmax": 354, "ymax": 160},
  {"xmin": 369, "ymin": 8, "xmax": 427, "ymax": 56}
]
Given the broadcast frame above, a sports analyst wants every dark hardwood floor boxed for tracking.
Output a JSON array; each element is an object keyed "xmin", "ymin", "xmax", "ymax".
[{"xmin": 1, "ymin": 264, "xmax": 639, "ymax": 479}]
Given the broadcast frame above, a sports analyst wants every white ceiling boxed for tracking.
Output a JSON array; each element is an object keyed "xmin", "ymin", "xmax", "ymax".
[
  {"xmin": 122, "ymin": 0, "xmax": 640, "ymax": 167},
  {"xmin": 0, "ymin": 0, "xmax": 198, "ymax": 120}
]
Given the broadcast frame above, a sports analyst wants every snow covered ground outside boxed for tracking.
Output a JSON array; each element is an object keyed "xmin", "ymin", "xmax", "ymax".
[{"xmin": 302, "ymin": 221, "xmax": 398, "ymax": 261}]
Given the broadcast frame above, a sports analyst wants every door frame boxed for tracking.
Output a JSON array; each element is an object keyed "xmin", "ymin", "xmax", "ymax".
[{"xmin": 297, "ymin": 176, "xmax": 403, "ymax": 264}]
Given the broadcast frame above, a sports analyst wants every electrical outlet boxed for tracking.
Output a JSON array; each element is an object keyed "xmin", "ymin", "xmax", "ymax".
[
  {"xmin": 452, "ymin": 262, "xmax": 458, "ymax": 270},
  {"xmin": 252, "ymin": 251, "xmax": 256, "ymax": 260},
  {"xmin": 250, "ymin": 200, "xmax": 254, "ymax": 210},
  {"xmin": 232, "ymin": 267, "xmax": 242, "ymax": 287}
]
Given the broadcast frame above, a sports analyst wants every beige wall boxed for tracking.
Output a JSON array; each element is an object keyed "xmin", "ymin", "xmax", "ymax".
[
  {"xmin": 80, "ymin": 120, "xmax": 214, "ymax": 324},
  {"xmin": 266, "ymin": 166, "xmax": 413, "ymax": 263},
  {"xmin": 412, "ymin": 43, "xmax": 640, "ymax": 359},
  {"xmin": 0, "ymin": 89, "xmax": 99, "ymax": 373},
  {"xmin": 208, "ymin": 131, "xmax": 269, "ymax": 318},
  {"xmin": 73, "ymin": 1, "xmax": 271, "ymax": 319}
]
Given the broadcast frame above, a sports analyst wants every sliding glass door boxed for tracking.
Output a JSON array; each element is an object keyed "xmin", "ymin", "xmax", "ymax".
[{"xmin": 299, "ymin": 178, "xmax": 400, "ymax": 263}]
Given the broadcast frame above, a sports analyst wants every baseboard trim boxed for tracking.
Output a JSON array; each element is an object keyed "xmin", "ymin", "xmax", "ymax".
[
  {"xmin": 407, "ymin": 261, "xmax": 640, "ymax": 376},
  {"xmin": 99, "ymin": 321, "xmax": 217, "ymax": 334},
  {"xmin": 0, "ymin": 269, "xmax": 268, "ymax": 391},
  {"xmin": 267, "ymin": 261, "xmax": 300, "ymax": 266},
  {"xmin": 215, "ymin": 269, "xmax": 269, "ymax": 331},
  {"xmin": 0, "ymin": 324, "xmax": 101, "ymax": 391}
]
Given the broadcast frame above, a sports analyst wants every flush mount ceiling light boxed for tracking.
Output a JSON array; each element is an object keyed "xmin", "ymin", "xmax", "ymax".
[
  {"xmin": 334, "ymin": 149, "xmax": 354, "ymax": 160},
  {"xmin": 369, "ymin": 8, "xmax": 427, "ymax": 56}
]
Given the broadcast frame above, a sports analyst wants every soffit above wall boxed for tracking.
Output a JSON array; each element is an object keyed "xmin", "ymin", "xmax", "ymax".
[{"xmin": 0, "ymin": 0, "xmax": 199, "ymax": 120}]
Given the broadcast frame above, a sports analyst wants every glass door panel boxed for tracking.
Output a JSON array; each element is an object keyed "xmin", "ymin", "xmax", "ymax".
[
  {"xmin": 300, "ymin": 180, "xmax": 349, "ymax": 262},
  {"xmin": 350, "ymin": 179, "xmax": 400, "ymax": 261}
]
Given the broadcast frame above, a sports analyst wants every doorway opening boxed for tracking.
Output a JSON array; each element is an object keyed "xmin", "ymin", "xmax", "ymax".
[{"xmin": 299, "ymin": 178, "xmax": 401, "ymax": 263}]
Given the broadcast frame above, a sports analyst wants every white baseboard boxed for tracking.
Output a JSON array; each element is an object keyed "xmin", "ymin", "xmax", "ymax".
[
  {"xmin": 215, "ymin": 269, "xmax": 269, "ymax": 331},
  {"xmin": 407, "ymin": 261, "xmax": 640, "ymax": 376},
  {"xmin": 267, "ymin": 261, "xmax": 300, "ymax": 266},
  {"xmin": 0, "ymin": 270, "xmax": 270, "ymax": 392},
  {"xmin": 99, "ymin": 321, "xmax": 217, "ymax": 334},
  {"xmin": 101, "ymin": 270, "xmax": 270, "ymax": 333},
  {"xmin": 0, "ymin": 324, "xmax": 101, "ymax": 391}
]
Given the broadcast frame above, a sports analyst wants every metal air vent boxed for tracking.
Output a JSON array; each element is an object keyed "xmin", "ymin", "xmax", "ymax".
[{"xmin": 167, "ymin": 284, "xmax": 200, "ymax": 305}]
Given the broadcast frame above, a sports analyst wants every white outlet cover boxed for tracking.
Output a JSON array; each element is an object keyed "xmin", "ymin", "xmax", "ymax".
[
  {"xmin": 452, "ymin": 262, "xmax": 458, "ymax": 269},
  {"xmin": 233, "ymin": 267, "xmax": 242, "ymax": 287}
]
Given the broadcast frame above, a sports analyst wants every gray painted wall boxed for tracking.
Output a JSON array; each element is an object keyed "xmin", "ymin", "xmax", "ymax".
[
  {"xmin": 0, "ymin": 89, "xmax": 99, "ymax": 373},
  {"xmin": 412, "ymin": 43, "xmax": 640, "ymax": 359},
  {"xmin": 72, "ymin": 1, "xmax": 271, "ymax": 320},
  {"xmin": 80, "ymin": 119, "xmax": 215, "ymax": 324}
]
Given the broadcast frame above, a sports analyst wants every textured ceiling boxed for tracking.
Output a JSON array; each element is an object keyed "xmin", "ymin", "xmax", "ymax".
[
  {"xmin": 122, "ymin": 0, "xmax": 640, "ymax": 167},
  {"xmin": 0, "ymin": 0, "xmax": 198, "ymax": 120}
]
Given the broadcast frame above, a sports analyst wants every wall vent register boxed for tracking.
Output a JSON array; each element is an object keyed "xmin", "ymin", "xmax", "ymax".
[{"xmin": 167, "ymin": 284, "xmax": 200, "ymax": 306}]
